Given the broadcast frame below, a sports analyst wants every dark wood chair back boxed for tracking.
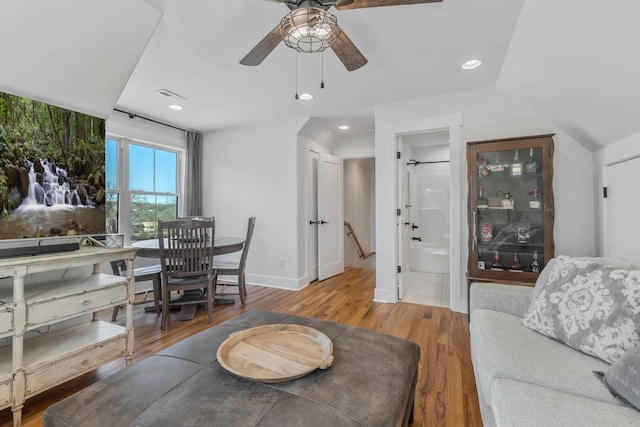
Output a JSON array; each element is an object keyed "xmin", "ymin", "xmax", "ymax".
[
  {"xmin": 158, "ymin": 217, "xmax": 215, "ymax": 280},
  {"xmin": 157, "ymin": 217, "xmax": 216, "ymax": 330}
]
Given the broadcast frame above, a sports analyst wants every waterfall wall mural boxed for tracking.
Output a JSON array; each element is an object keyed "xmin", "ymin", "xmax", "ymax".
[{"xmin": 0, "ymin": 90, "xmax": 106, "ymax": 240}]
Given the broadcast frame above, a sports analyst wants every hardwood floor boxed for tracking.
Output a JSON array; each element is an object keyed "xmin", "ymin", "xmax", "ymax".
[{"xmin": 0, "ymin": 267, "xmax": 482, "ymax": 427}]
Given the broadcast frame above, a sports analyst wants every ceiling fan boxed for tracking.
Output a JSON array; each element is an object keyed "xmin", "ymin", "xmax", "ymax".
[{"xmin": 240, "ymin": 0, "xmax": 443, "ymax": 72}]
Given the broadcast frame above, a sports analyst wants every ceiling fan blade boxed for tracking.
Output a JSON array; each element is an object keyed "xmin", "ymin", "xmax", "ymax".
[
  {"xmin": 240, "ymin": 25, "xmax": 283, "ymax": 66},
  {"xmin": 336, "ymin": 0, "xmax": 442, "ymax": 10},
  {"xmin": 331, "ymin": 30, "xmax": 368, "ymax": 71}
]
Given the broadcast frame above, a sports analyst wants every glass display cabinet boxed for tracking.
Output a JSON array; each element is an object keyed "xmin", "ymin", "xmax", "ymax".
[{"xmin": 467, "ymin": 134, "xmax": 555, "ymax": 285}]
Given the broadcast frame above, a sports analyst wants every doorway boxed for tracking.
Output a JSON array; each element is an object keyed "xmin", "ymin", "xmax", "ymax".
[
  {"xmin": 397, "ymin": 131, "xmax": 451, "ymax": 307},
  {"xmin": 343, "ymin": 158, "xmax": 376, "ymax": 270}
]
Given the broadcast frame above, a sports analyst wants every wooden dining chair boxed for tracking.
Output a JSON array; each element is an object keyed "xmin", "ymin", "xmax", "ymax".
[
  {"xmin": 213, "ymin": 217, "xmax": 256, "ymax": 306},
  {"xmin": 158, "ymin": 217, "xmax": 216, "ymax": 330},
  {"xmin": 110, "ymin": 260, "xmax": 162, "ymax": 321}
]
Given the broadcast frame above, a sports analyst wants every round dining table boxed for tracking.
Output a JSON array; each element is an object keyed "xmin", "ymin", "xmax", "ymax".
[
  {"xmin": 131, "ymin": 236, "xmax": 245, "ymax": 320},
  {"xmin": 132, "ymin": 236, "xmax": 245, "ymax": 258}
]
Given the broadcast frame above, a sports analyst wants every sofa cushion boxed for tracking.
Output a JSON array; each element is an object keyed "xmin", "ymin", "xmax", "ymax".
[
  {"xmin": 470, "ymin": 308, "xmax": 615, "ymax": 408},
  {"xmin": 469, "ymin": 282, "xmax": 534, "ymax": 318},
  {"xmin": 603, "ymin": 345, "xmax": 640, "ymax": 411},
  {"xmin": 523, "ymin": 255, "xmax": 640, "ymax": 363},
  {"xmin": 491, "ymin": 378, "xmax": 640, "ymax": 427}
]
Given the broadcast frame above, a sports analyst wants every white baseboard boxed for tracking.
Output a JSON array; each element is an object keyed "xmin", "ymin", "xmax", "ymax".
[
  {"xmin": 223, "ymin": 273, "xmax": 306, "ymax": 291},
  {"xmin": 373, "ymin": 287, "xmax": 395, "ymax": 303}
]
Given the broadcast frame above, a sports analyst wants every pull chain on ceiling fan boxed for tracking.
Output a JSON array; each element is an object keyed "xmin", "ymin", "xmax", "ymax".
[{"xmin": 240, "ymin": 0, "xmax": 443, "ymax": 72}]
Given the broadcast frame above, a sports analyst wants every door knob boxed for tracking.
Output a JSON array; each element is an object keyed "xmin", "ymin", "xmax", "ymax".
[
  {"xmin": 309, "ymin": 220, "xmax": 319, "ymax": 225},
  {"xmin": 320, "ymin": 220, "xmax": 329, "ymax": 225}
]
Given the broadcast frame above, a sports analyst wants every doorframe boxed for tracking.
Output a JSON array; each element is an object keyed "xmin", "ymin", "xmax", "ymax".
[
  {"xmin": 396, "ymin": 138, "xmax": 411, "ymax": 301},
  {"xmin": 306, "ymin": 149, "xmax": 320, "ymax": 283},
  {"xmin": 374, "ymin": 114, "xmax": 464, "ymax": 312},
  {"xmin": 601, "ymin": 154, "xmax": 640, "ymax": 257}
]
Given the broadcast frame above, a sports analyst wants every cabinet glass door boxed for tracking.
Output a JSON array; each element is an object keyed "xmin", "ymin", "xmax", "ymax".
[{"xmin": 467, "ymin": 135, "xmax": 554, "ymax": 284}]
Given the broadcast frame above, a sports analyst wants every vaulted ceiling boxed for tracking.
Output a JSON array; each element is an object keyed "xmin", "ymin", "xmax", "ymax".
[{"xmin": 1, "ymin": 0, "xmax": 638, "ymax": 152}]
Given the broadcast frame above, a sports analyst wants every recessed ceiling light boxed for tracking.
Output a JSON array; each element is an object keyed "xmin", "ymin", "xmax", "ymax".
[
  {"xmin": 298, "ymin": 93, "xmax": 314, "ymax": 101},
  {"xmin": 168, "ymin": 104, "xmax": 183, "ymax": 111},
  {"xmin": 338, "ymin": 125, "xmax": 350, "ymax": 130},
  {"xmin": 462, "ymin": 59, "xmax": 482, "ymax": 70}
]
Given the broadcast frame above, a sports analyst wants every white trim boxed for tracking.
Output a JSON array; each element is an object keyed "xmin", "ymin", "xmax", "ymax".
[
  {"xmin": 601, "ymin": 165, "xmax": 609, "ymax": 257},
  {"xmin": 373, "ymin": 287, "xmax": 396, "ymax": 303},
  {"xmin": 244, "ymin": 274, "xmax": 309, "ymax": 291}
]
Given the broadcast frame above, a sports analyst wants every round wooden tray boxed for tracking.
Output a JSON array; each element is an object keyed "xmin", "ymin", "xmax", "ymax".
[{"xmin": 217, "ymin": 324, "xmax": 334, "ymax": 383}]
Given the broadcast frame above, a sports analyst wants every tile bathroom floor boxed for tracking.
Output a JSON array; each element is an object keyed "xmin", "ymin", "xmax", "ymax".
[{"xmin": 400, "ymin": 271, "xmax": 450, "ymax": 308}]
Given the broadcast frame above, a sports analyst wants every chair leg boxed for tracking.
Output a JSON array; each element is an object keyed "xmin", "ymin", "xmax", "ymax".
[
  {"xmin": 152, "ymin": 274, "xmax": 161, "ymax": 315},
  {"xmin": 207, "ymin": 278, "xmax": 213, "ymax": 324},
  {"xmin": 239, "ymin": 273, "xmax": 246, "ymax": 306},
  {"xmin": 243, "ymin": 273, "xmax": 248, "ymax": 297},
  {"xmin": 161, "ymin": 287, "xmax": 170, "ymax": 330}
]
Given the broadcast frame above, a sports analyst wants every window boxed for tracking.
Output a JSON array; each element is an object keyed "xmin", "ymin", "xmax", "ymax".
[{"xmin": 106, "ymin": 138, "xmax": 182, "ymax": 243}]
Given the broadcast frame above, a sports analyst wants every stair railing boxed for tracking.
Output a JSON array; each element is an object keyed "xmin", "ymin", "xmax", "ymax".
[{"xmin": 344, "ymin": 221, "xmax": 376, "ymax": 259}]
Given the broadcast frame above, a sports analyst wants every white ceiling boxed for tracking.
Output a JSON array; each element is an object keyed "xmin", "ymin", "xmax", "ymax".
[
  {"xmin": 0, "ymin": 0, "xmax": 160, "ymax": 119},
  {"xmin": 2, "ymin": 1, "xmax": 639, "ymax": 151},
  {"xmin": 497, "ymin": 1, "xmax": 640, "ymax": 151},
  {"xmin": 115, "ymin": 0, "xmax": 524, "ymax": 135}
]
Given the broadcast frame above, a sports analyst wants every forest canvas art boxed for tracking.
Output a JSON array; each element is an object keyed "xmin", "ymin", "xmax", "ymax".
[{"xmin": 0, "ymin": 90, "xmax": 106, "ymax": 240}]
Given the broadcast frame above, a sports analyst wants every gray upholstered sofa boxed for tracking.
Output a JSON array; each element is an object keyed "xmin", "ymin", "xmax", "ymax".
[{"xmin": 470, "ymin": 281, "xmax": 640, "ymax": 427}]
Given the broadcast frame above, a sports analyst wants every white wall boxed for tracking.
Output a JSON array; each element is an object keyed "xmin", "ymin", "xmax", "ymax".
[
  {"xmin": 344, "ymin": 158, "xmax": 376, "ymax": 269},
  {"xmin": 594, "ymin": 131, "xmax": 640, "ymax": 256},
  {"xmin": 202, "ymin": 118, "xmax": 308, "ymax": 290},
  {"xmin": 375, "ymin": 87, "xmax": 595, "ymax": 313},
  {"xmin": 335, "ymin": 134, "xmax": 375, "ymax": 159},
  {"xmin": 409, "ymin": 145, "xmax": 450, "ymax": 251}
]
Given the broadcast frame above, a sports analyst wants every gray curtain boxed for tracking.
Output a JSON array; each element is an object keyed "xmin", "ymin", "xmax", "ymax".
[{"xmin": 184, "ymin": 131, "xmax": 203, "ymax": 217}]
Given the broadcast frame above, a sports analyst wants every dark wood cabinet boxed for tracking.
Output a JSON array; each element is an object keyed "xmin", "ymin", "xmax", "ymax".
[{"xmin": 467, "ymin": 134, "xmax": 555, "ymax": 285}]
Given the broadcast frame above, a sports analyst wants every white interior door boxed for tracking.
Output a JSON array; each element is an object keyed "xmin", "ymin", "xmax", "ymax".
[
  {"xmin": 307, "ymin": 151, "xmax": 319, "ymax": 282},
  {"xmin": 605, "ymin": 156, "xmax": 640, "ymax": 257},
  {"xmin": 318, "ymin": 152, "xmax": 344, "ymax": 281}
]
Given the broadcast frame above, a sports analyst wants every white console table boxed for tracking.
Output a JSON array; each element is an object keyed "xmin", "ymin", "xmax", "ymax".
[{"xmin": 0, "ymin": 245, "xmax": 137, "ymax": 427}]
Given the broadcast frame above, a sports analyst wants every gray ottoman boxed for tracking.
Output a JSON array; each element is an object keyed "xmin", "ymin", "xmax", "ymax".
[{"xmin": 43, "ymin": 310, "xmax": 420, "ymax": 427}]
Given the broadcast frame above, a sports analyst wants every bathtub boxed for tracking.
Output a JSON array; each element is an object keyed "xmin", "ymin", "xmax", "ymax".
[{"xmin": 409, "ymin": 243, "xmax": 450, "ymax": 274}]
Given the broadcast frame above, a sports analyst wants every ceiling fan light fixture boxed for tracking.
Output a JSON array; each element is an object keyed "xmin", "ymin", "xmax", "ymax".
[
  {"xmin": 298, "ymin": 93, "xmax": 314, "ymax": 100},
  {"xmin": 281, "ymin": 6, "xmax": 340, "ymax": 53}
]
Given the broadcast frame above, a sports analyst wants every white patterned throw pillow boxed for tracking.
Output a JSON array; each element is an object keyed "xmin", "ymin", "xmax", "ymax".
[{"xmin": 523, "ymin": 255, "xmax": 640, "ymax": 364}]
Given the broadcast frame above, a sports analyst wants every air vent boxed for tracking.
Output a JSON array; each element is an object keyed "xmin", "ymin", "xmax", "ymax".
[{"xmin": 155, "ymin": 89, "xmax": 187, "ymax": 102}]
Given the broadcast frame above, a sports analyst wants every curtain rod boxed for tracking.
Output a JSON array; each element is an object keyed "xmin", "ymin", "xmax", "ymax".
[
  {"xmin": 113, "ymin": 108, "xmax": 187, "ymax": 133},
  {"xmin": 407, "ymin": 159, "xmax": 450, "ymax": 166}
]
